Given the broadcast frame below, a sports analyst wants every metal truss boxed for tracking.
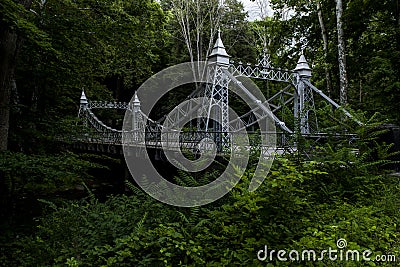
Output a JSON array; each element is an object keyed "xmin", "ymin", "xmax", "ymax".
[
  {"xmin": 229, "ymin": 61, "xmax": 298, "ymax": 84},
  {"xmin": 229, "ymin": 55, "xmax": 321, "ymax": 135},
  {"xmin": 304, "ymin": 80, "xmax": 363, "ymax": 125},
  {"xmin": 258, "ymin": 49, "xmax": 273, "ymax": 69},
  {"xmin": 88, "ymin": 101, "xmax": 132, "ymax": 111},
  {"xmin": 223, "ymin": 69, "xmax": 293, "ymax": 133},
  {"xmin": 75, "ymin": 33, "xmax": 361, "ymax": 155},
  {"xmin": 162, "ymin": 98, "xmax": 203, "ymax": 130},
  {"xmin": 78, "ymin": 91, "xmax": 148, "ymax": 145},
  {"xmin": 198, "ymin": 64, "xmax": 231, "ymax": 149}
]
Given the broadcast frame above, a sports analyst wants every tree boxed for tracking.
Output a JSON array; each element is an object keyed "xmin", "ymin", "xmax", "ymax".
[
  {"xmin": 255, "ymin": 0, "xmax": 271, "ymax": 20},
  {"xmin": 0, "ymin": 0, "xmax": 169, "ymax": 226},
  {"xmin": 169, "ymin": 0, "xmax": 222, "ymax": 77},
  {"xmin": 316, "ymin": 0, "xmax": 332, "ymax": 96},
  {"xmin": 335, "ymin": 0, "xmax": 348, "ymax": 105},
  {"xmin": 166, "ymin": 0, "xmax": 255, "ymax": 65},
  {"xmin": 0, "ymin": 0, "xmax": 35, "ymax": 151},
  {"xmin": 220, "ymin": 0, "xmax": 257, "ymax": 62},
  {"xmin": 6, "ymin": 0, "xmax": 167, "ymax": 151},
  {"xmin": 344, "ymin": 0, "xmax": 400, "ymax": 123}
]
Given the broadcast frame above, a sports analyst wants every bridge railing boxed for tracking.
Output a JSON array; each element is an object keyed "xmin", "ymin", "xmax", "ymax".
[
  {"xmin": 73, "ymin": 125, "xmax": 357, "ymax": 157},
  {"xmin": 229, "ymin": 61, "xmax": 298, "ymax": 84}
]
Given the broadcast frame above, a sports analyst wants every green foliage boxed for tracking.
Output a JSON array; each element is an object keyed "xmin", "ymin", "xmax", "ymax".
[
  {"xmin": 1, "ymin": 0, "xmax": 400, "ymax": 266},
  {"xmin": 0, "ymin": 151, "xmax": 104, "ymax": 196},
  {"xmin": 3, "ymin": 191, "xmax": 170, "ymax": 266},
  {"xmin": 8, "ymin": 0, "xmax": 168, "ymax": 151},
  {"xmin": 221, "ymin": 0, "xmax": 257, "ymax": 63},
  {"xmin": 0, "ymin": 0, "xmax": 53, "ymax": 50},
  {"xmin": 3, "ymin": 141, "xmax": 399, "ymax": 266},
  {"xmin": 267, "ymin": 0, "xmax": 400, "ymax": 123}
]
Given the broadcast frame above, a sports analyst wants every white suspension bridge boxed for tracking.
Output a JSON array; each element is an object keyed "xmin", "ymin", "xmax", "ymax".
[{"xmin": 76, "ymin": 32, "xmax": 360, "ymax": 156}]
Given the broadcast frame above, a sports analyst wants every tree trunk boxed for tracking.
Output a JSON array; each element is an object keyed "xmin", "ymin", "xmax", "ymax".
[
  {"xmin": 396, "ymin": 0, "xmax": 400, "ymax": 51},
  {"xmin": 335, "ymin": 0, "xmax": 348, "ymax": 105},
  {"xmin": 397, "ymin": 0, "xmax": 400, "ymax": 26},
  {"xmin": 256, "ymin": 0, "xmax": 270, "ymax": 20},
  {"xmin": 359, "ymin": 72, "xmax": 362, "ymax": 103},
  {"xmin": 171, "ymin": 0, "xmax": 222, "ymax": 85},
  {"xmin": 0, "ymin": 28, "xmax": 18, "ymax": 151},
  {"xmin": 0, "ymin": 0, "xmax": 33, "ymax": 151},
  {"xmin": 316, "ymin": 1, "xmax": 332, "ymax": 97}
]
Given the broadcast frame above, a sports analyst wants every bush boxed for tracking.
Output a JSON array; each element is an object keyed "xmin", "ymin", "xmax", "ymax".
[{"xmin": 2, "ymin": 139, "xmax": 400, "ymax": 266}]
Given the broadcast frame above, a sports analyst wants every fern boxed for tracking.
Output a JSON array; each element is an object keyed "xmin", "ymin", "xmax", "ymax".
[
  {"xmin": 37, "ymin": 199, "xmax": 58, "ymax": 211},
  {"xmin": 135, "ymin": 212, "xmax": 147, "ymax": 233},
  {"xmin": 198, "ymin": 170, "xmax": 217, "ymax": 186},
  {"xmin": 188, "ymin": 206, "xmax": 200, "ymax": 228},
  {"xmin": 176, "ymin": 211, "xmax": 189, "ymax": 224},
  {"xmin": 178, "ymin": 170, "xmax": 198, "ymax": 187},
  {"xmin": 82, "ymin": 182, "xmax": 96, "ymax": 203},
  {"xmin": 124, "ymin": 180, "xmax": 146, "ymax": 197},
  {"xmin": 193, "ymin": 218, "xmax": 209, "ymax": 230}
]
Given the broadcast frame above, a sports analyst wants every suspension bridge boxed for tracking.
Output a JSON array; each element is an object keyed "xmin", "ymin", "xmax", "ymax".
[{"xmin": 76, "ymin": 32, "xmax": 360, "ymax": 156}]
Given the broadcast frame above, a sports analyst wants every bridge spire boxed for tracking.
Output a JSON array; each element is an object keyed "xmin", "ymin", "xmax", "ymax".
[
  {"xmin": 78, "ymin": 89, "xmax": 89, "ymax": 123},
  {"xmin": 80, "ymin": 89, "xmax": 88, "ymax": 107},
  {"xmin": 199, "ymin": 30, "xmax": 231, "ymax": 150},
  {"xmin": 294, "ymin": 53, "xmax": 317, "ymax": 134},
  {"xmin": 208, "ymin": 29, "xmax": 230, "ymax": 66},
  {"xmin": 131, "ymin": 91, "xmax": 142, "ymax": 133},
  {"xmin": 294, "ymin": 54, "xmax": 312, "ymax": 79},
  {"xmin": 132, "ymin": 91, "xmax": 141, "ymax": 112}
]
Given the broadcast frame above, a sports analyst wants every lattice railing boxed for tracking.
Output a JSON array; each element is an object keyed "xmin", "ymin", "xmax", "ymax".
[
  {"xmin": 88, "ymin": 101, "xmax": 132, "ymax": 110},
  {"xmin": 229, "ymin": 61, "xmax": 298, "ymax": 84}
]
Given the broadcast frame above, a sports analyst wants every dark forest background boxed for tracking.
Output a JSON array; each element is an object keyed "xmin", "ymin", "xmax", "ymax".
[{"xmin": 1, "ymin": 0, "xmax": 400, "ymax": 266}]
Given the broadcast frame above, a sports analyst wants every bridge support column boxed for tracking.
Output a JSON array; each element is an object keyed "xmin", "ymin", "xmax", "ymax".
[
  {"xmin": 199, "ymin": 31, "xmax": 231, "ymax": 151},
  {"xmin": 294, "ymin": 54, "xmax": 317, "ymax": 134},
  {"xmin": 130, "ymin": 92, "xmax": 144, "ymax": 143},
  {"xmin": 78, "ymin": 90, "xmax": 88, "ymax": 125},
  {"xmin": 115, "ymin": 92, "xmax": 146, "ymax": 145}
]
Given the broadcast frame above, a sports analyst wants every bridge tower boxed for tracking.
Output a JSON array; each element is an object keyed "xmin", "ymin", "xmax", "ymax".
[
  {"xmin": 131, "ymin": 92, "xmax": 141, "ymax": 131},
  {"xmin": 294, "ymin": 54, "xmax": 317, "ymax": 134},
  {"xmin": 199, "ymin": 30, "xmax": 231, "ymax": 150},
  {"xmin": 78, "ymin": 90, "xmax": 88, "ymax": 124},
  {"xmin": 129, "ymin": 92, "xmax": 144, "ymax": 142}
]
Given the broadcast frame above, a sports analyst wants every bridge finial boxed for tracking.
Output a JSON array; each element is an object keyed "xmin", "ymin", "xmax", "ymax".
[
  {"xmin": 132, "ymin": 91, "xmax": 141, "ymax": 112},
  {"xmin": 80, "ymin": 89, "xmax": 88, "ymax": 106},
  {"xmin": 294, "ymin": 53, "xmax": 312, "ymax": 79},
  {"xmin": 208, "ymin": 29, "xmax": 230, "ymax": 67}
]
